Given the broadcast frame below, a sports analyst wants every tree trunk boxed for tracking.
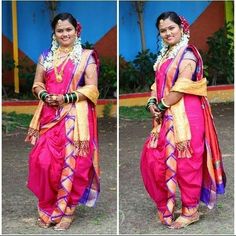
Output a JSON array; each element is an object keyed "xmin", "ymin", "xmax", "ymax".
[
  {"xmin": 134, "ymin": 1, "xmax": 146, "ymax": 52},
  {"xmin": 46, "ymin": 0, "xmax": 58, "ymax": 23}
]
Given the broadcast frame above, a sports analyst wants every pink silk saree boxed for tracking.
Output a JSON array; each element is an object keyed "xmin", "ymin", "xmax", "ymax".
[
  {"xmin": 26, "ymin": 49, "xmax": 100, "ymax": 224},
  {"xmin": 140, "ymin": 45, "xmax": 226, "ymax": 225}
]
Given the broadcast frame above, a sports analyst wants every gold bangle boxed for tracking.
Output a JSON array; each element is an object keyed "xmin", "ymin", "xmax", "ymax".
[{"xmin": 161, "ymin": 98, "xmax": 170, "ymax": 108}]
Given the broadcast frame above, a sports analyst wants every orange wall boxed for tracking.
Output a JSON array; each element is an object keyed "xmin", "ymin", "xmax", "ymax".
[
  {"xmin": 94, "ymin": 26, "xmax": 117, "ymax": 60},
  {"xmin": 189, "ymin": 1, "xmax": 225, "ymax": 52}
]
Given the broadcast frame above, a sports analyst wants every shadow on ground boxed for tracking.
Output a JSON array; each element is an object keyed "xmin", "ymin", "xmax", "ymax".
[
  {"xmin": 119, "ymin": 102, "xmax": 234, "ymax": 235},
  {"xmin": 2, "ymin": 118, "xmax": 117, "ymax": 234}
]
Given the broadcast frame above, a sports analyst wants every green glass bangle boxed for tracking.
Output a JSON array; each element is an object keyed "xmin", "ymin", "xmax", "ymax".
[
  {"xmin": 39, "ymin": 91, "xmax": 46, "ymax": 99},
  {"xmin": 68, "ymin": 93, "xmax": 73, "ymax": 103},
  {"xmin": 38, "ymin": 90, "xmax": 47, "ymax": 100},
  {"xmin": 156, "ymin": 102, "xmax": 166, "ymax": 112},
  {"xmin": 63, "ymin": 94, "xmax": 69, "ymax": 103},
  {"xmin": 161, "ymin": 98, "xmax": 170, "ymax": 108},
  {"xmin": 40, "ymin": 92, "xmax": 48, "ymax": 102},
  {"xmin": 146, "ymin": 102, "xmax": 156, "ymax": 111},
  {"xmin": 71, "ymin": 92, "xmax": 77, "ymax": 103},
  {"xmin": 148, "ymin": 99, "xmax": 156, "ymax": 104},
  {"xmin": 63, "ymin": 92, "xmax": 78, "ymax": 103}
]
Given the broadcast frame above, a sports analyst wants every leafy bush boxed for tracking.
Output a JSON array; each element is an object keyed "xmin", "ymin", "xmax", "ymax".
[
  {"xmin": 119, "ymin": 49, "xmax": 157, "ymax": 94},
  {"xmin": 202, "ymin": 21, "xmax": 234, "ymax": 85},
  {"xmin": 2, "ymin": 54, "xmax": 35, "ymax": 99},
  {"xmin": 98, "ymin": 58, "xmax": 117, "ymax": 99},
  {"xmin": 17, "ymin": 57, "xmax": 37, "ymax": 95},
  {"xmin": 2, "ymin": 52, "xmax": 15, "ymax": 71}
]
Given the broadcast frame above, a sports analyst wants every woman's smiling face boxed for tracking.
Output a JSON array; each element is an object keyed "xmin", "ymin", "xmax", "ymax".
[
  {"xmin": 159, "ymin": 18, "xmax": 183, "ymax": 46},
  {"xmin": 54, "ymin": 19, "xmax": 77, "ymax": 47}
]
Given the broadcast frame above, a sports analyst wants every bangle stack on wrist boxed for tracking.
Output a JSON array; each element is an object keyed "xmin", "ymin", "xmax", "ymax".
[
  {"xmin": 63, "ymin": 92, "xmax": 79, "ymax": 103},
  {"xmin": 156, "ymin": 98, "xmax": 170, "ymax": 112},
  {"xmin": 38, "ymin": 90, "xmax": 49, "ymax": 102},
  {"xmin": 146, "ymin": 97, "xmax": 157, "ymax": 111}
]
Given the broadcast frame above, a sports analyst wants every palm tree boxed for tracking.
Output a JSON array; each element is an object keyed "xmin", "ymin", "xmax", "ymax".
[
  {"xmin": 45, "ymin": 0, "xmax": 58, "ymax": 22},
  {"xmin": 133, "ymin": 1, "xmax": 146, "ymax": 52}
]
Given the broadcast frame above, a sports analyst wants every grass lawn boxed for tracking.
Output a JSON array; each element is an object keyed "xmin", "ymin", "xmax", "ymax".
[
  {"xmin": 119, "ymin": 106, "xmax": 151, "ymax": 120},
  {"xmin": 2, "ymin": 112, "xmax": 33, "ymax": 133}
]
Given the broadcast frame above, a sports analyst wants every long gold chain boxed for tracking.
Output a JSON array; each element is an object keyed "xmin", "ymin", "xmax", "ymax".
[{"xmin": 53, "ymin": 48, "xmax": 72, "ymax": 82}]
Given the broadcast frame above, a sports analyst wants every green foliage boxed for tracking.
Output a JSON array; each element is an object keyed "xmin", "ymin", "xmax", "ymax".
[
  {"xmin": 2, "ymin": 53, "xmax": 36, "ymax": 99},
  {"xmin": 2, "ymin": 112, "xmax": 33, "ymax": 133},
  {"xmin": 202, "ymin": 21, "xmax": 234, "ymax": 85},
  {"xmin": 119, "ymin": 49, "xmax": 157, "ymax": 94},
  {"xmin": 2, "ymin": 52, "xmax": 15, "ymax": 71},
  {"xmin": 103, "ymin": 103, "xmax": 113, "ymax": 118},
  {"xmin": 119, "ymin": 106, "xmax": 150, "ymax": 120},
  {"xmin": 82, "ymin": 41, "xmax": 94, "ymax": 49},
  {"xmin": 82, "ymin": 42, "xmax": 117, "ymax": 99},
  {"xmin": 17, "ymin": 57, "xmax": 37, "ymax": 95},
  {"xmin": 98, "ymin": 58, "xmax": 117, "ymax": 99}
]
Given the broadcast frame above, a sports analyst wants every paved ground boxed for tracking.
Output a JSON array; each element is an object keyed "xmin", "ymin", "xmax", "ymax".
[
  {"xmin": 119, "ymin": 102, "xmax": 234, "ymax": 235},
  {"xmin": 2, "ymin": 118, "xmax": 117, "ymax": 235}
]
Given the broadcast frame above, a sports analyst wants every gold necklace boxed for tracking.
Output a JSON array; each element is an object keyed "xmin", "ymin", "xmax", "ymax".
[
  {"xmin": 56, "ymin": 54, "xmax": 68, "ymax": 60},
  {"xmin": 53, "ymin": 49, "xmax": 70, "ymax": 82},
  {"xmin": 59, "ymin": 46, "xmax": 73, "ymax": 53}
]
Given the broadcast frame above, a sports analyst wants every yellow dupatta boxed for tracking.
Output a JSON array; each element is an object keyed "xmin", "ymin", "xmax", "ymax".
[{"xmin": 149, "ymin": 46, "xmax": 207, "ymax": 158}]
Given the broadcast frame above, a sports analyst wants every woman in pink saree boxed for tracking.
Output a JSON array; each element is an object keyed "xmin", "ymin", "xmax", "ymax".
[
  {"xmin": 25, "ymin": 13, "xmax": 100, "ymax": 230},
  {"xmin": 141, "ymin": 12, "xmax": 226, "ymax": 229}
]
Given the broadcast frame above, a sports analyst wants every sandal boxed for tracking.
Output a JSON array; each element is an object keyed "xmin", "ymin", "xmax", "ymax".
[
  {"xmin": 156, "ymin": 211, "xmax": 172, "ymax": 226},
  {"xmin": 37, "ymin": 218, "xmax": 52, "ymax": 229},
  {"xmin": 53, "ymin": 216, "xmax": 74, "ymax": 231},
  {"xmin": 168, "ymin": 211, "xmax": 200, "ymax": 229}
]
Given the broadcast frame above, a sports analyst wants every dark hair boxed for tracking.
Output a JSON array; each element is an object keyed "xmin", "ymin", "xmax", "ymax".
[
  {"xmin": 51, "ymin": 12, "xmax": 77, "ymax": 32},
  {"xmin": 155, "ymin": 11, "xmax": 181, "ymax": 30}
]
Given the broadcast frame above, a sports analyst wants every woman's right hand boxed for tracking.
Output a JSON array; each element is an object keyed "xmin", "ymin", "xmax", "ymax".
[{"xmin": 149, "ymin": 104, "xmax": 162, "ymax": 124}]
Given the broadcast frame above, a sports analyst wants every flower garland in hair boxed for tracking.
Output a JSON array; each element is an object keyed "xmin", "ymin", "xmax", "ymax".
[
  {"xmin": 76, "ymin": 21, "xmax": 82, "ymax": 37},
  {"xmin": 42, "ymin": 21, "xmax": 83, "ymax": 71},
  {"xmin": 179, "ymin": 16, "xmax": 190, "ymax": 35},
  {"xmin": 153, "ymin": 16, "xmax": 190, "ymax": 71}
]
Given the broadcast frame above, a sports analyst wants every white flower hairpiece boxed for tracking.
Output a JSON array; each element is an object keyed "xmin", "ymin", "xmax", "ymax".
[
  {"xmin": 42, "ymin": 36, "xmax": 83, "ymax": 71},
  {"xmin": 153, "ymin": 33, "xmax": 189, "ymax": 71}
]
